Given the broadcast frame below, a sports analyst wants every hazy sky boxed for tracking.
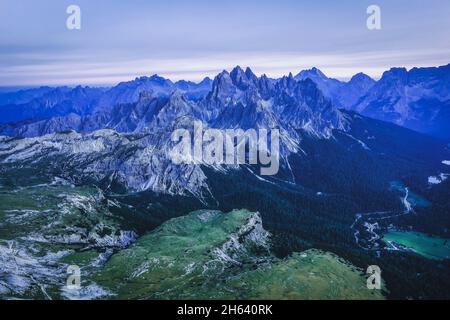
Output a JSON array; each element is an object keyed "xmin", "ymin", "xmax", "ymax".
[{"xmin": 1, "ymin": 0, "xmax": 449, "ymax": 86}]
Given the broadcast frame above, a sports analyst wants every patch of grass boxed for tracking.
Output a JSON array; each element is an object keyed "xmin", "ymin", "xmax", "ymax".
[
  {"xmin": 383, "ymin": 231, "xmax": 450, "ymax": 260},
  {"xmin": 94, "ymin": 210, "xmax": 385, "ymax": 300}
]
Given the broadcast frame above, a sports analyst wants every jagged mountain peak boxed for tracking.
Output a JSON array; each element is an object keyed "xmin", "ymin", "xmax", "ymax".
[
  {"xmin": 346, "ymin": 73, "xmax": 376, "ymax": 93},
  {"xmin": 151, "ymin": 89, "xmax": 201, "ymax": 128},
  {"xmin": 296, "ymin": 67, "xmax": 327, "ymax": 80},
  {"xmin": 231, "ymin": 65, "xmax": 245, "ymax": 73},
  {"xmin": 386, "ymin": 67, "xmax": 408, "ymax": 73},
  {"xmin": 230, "ymin": 66, "xmax": 255, "ymax": 89},
  {"xmin": 198, "ymin": 77, "xmax": 213, "ymax": 85},
  {"xmin": 277, "ymin": 73, "xmax": 297, "ymax": 90},
  {"xmin": 381, "ymin": 67, "xmax": 408, "ymax": 81},
  {"xmin": 245, "ymin": 67, "xmax": 257, "ymax": 78},
  {"xmin": 349, "ymin": 72, "xmax": 374, "ymax": 83},
  {"xmin": 149, "ymin": 74, "xmax": 171, "ymax": 82},
  {"xmin": 117, "ymin": 74, "xmax": 173, "ymax": 90},
  {"xmin": 222, "ymin": 66, "xmax": 259, "ymax": 89},
  {"xmin": 215, "ymin": 70, "xmax": 232, "ymax": 82},
  {"xmin": 174, "ymin": 79, "xmax": 196, "ymax": 87},
  {"xmin": 209, "ymin": 70, "xmax": 234, "ymax": 96},
  {"xmin": 0, "ymin": 66, "xmax": 367, "ymax": 140},
  {"xmin": 230, "ymin": 66, "xmax": 246, "ymax": 79}
]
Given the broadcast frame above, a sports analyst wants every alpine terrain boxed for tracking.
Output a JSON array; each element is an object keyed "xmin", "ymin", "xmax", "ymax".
[{"xmin": 0, "ymin": 65, "xmax": 449, "ymax": 300}]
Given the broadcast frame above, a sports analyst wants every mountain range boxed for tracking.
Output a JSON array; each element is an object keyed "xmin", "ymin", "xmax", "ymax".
[
  {"xmin": 1, "ymin": 64, "xmax": 450, "ymax": 299},
  {"xmin": 295, "ymin": 64, "xmax": 450, "ymax": 139},
  {"xmin": 1, "ymin": 64, "xmax": 449, "ymax": 139},
  {"xmin": 0, "ymin": 66, "xmax": 350, "ymax": 198},
  {"xmin": 0, "ymin": 65, "xmax": 448, "ymax": 219}
]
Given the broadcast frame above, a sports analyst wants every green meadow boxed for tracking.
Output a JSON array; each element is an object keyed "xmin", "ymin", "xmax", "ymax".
[
  {"xmin": 94, "ymin": 209, "xmax": 385, "ymax": 300},
  {"xmin": 383, "ymin": 231, "xmax": 450, "ymax": 260}
]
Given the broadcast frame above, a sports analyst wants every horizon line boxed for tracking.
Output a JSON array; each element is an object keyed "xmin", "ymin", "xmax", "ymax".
[{"xmin": 1, "ymin": 62, "xmax": 449, "ymax": 90}]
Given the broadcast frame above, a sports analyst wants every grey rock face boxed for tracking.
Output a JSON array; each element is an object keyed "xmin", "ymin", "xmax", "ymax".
[
  {"xmin": 0, "ymin": 66, "xmax": 350, "ymax": 199},
  {"xmin": 0, "ymin": 129, "xmax": 212, "ymax": 200}
]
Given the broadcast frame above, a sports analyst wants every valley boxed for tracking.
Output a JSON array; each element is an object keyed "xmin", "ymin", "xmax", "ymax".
[
  {"xmin": 0, "ymin": 65, "xmax": 449, "ymax": 300},
  {"xmin": 0, "ymin": 187, "xmax": 386, "ymax": 300}
]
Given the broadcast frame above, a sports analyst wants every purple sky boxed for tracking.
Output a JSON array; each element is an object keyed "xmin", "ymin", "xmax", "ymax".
[{"xmin": 1, "ymin": 0, "xmax": 449, "ymax": 86}]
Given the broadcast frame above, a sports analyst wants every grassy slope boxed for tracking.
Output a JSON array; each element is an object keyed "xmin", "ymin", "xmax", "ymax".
[{"xmin": 94, "ymin": 209, "xmax": 385, "ymax": 300}]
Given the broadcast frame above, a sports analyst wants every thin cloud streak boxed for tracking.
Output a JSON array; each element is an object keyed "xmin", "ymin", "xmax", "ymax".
[{"xmin": 1, "ymin": 49, "xmax": 449, "ymax": 87}]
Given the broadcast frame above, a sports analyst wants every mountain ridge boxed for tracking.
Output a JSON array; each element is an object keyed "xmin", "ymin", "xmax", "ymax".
[{"xmin": 0, "ymin": 63, "xmax": 448, "ymax": 140}]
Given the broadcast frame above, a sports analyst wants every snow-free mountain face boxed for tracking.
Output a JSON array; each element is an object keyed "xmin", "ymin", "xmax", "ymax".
[
  {"xmin": 352, "ymin": 64, "xmax": 450, "ymax": 139},
  {"xmin": 3, "ymin": 64, "xmax": 449, "ymax": 141},
  {"xmin": 293, "ymin": 64, "xmax": 450, "ymax": 140},
  {"xmin": 336, "ymin": 73, "xmax": 376, "ymax": 108},
  {"xmin": 0, "ymin": 86, "xmax": 106, "ymax": 124},
  {"xmin": 0, "ymin": 86, "xmax": 55, "ymax": 106},
  {"xmin": 203, "ymin": 66, "xmax": 344, "ymax": 137},
  {"xmin": 0, "ymin": 66, "xmax": 346, "ymax": 141},
  {"xmin": 294, "ymin": 67, "xmax": 376, "ymax": 109},
  {"xmin": 295, "ymin": 68, "xmax": 344, "ymax": 104},
  {"xmin": 0, "ymin": 76, "xmax": 212, "ymax": 128},
  {"xmin": 174, "ymin": 77, "xmax": 213, "ymax": 101},
  {"xmin": 0, "ymin": 66, "xmax": 351, "ymax": 200},
  {"xmin": 0, "ymin": 128, "xmax": 212, "ymax": 201}
]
